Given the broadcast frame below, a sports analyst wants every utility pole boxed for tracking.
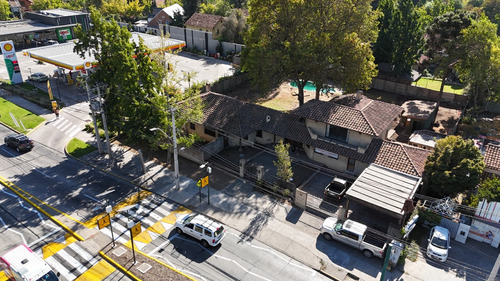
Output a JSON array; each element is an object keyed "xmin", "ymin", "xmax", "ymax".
[
  {"xmin": 85, "ymin": 78, "xmax": 103, "ymax": 154},
  {"xmin": 171, "ymin": 107, "xmax": 180, "ymax": 190},
  {"xmin": 97, "ymin": 86, "xmax": 112, "ymax": 157}
]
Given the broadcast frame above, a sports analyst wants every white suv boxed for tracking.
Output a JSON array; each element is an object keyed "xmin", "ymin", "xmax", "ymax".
[
  {"xmin": 174, "ymin": 213, "xmax": 226, "ymax": 247},
  {"xmin": 427, "ymin": 226, "xmax": 451, "ymax": 262}
]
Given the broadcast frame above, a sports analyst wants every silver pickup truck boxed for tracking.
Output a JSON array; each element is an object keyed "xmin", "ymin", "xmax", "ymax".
[{"xmin": 320, "ymin": 217, "xmax": 387, "ymax": 258}]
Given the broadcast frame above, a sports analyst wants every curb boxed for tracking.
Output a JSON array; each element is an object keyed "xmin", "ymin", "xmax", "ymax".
[
  {"xmin": 99, "ymin": 251, "xmax": 141, "ymax": 281},
  {"xmin": 0, "ymin": 176, "xmax": 84, "ymax": 242}
]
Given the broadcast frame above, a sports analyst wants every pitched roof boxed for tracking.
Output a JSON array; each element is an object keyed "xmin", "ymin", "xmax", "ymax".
[
  {"xmin": 401, "ymin": 100, "xmax": 438, "ymax": 120},
  {"xmin": 290, "ymin": 97, "xmax": 402, "ymax": 137},
  {"xmin": 373, "ymin": 141, "xmax": 431, "ymax": 177},
  {"xmin": 163, "ymin": 4, "xmax": 183, "ymax": 18},
  {"xmin": 185, "ymin": 13, "xmax": 223, "ymax": 30},
  {"xmin": 485, "ymin": 144, "xmax": 500, "ymax": 171}
]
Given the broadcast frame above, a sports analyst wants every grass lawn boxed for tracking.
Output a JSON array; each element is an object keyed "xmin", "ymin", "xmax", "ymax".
[
  {"xmin": 0, "ymin": 97, "xmax": 45, "ymax": 133},
  {"xmin": 67, "ymin": 138, "xmax": 97, "ymax": 158},
  {"xmin": 413, "ymin": 77, "xmax": 464, "ymax": 95}
]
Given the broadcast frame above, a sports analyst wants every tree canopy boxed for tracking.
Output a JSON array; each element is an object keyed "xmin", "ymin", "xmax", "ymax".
[
  {"xmin": 242, "ymin": 0, "xmax": 379, "ymax": 106},
  {"xmin": 423, "ymin": 136, "xmax": 484, "ymax": 197},
  {"xmin": 0, "ymin": 0, "xmax": 12, "ymax": 21},
  {"xmin": 74, "ymin": 8, "xmax": 203, "ymax": 149},
  {"xmin": 467, "ymin": 176, "xmax": 500, "ymax": 207}
]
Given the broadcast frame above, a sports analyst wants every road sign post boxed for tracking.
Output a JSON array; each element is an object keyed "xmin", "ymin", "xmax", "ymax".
[{"xmin": 128, "ymin": 221, "xmax": 141, "ymax": 264}]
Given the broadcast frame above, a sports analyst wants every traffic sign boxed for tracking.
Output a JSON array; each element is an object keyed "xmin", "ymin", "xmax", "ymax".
[
  {"xmin": 130, "ymin": 222, "xmax": 141, "ymax": 238},
  {"xmin": 201, "ymin": 176, "xmax": 209, "ymax": 187},
  {"xmin": 97, "ymin": 215, "xmax": 110, "ymax": 229}
]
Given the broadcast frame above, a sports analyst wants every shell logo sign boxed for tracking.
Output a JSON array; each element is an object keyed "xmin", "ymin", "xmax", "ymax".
[
  {"xmin": 84, "ymin": 62, "xmax": 92, "ymax": 69},
  {"xmin": 2, "ymin": 43, "xmax": 13, "ymax": 52},
  {"xmin": 0, "ymin": 40, "xmax": 23, "ymax": 84}
]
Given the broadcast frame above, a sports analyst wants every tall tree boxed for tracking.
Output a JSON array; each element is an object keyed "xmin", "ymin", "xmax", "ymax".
[
  {"xmin": 273, "ymin": 140, "xmax": 293, "ymax": 184},
  {"xmin": 423, "ymin": 136, "xmax": 484, "ymax": 197},
  {"xmin": 0, "ymin": 0, "xmax": 12, "ymax": 20},
  {"xmin": 182, "ymin": 0, "xmax": 199, "ymax": 20},
  {"xmin": 199, "ymin": 0, "xmax": 231, "ymax": 16},
  {"xmin": 456, "ymin": 15, "xmax": 500, "ymax": 110},
  {"xmin": 373, "ymin": 0, "xmax": 395, "ymax": 65},
  {"xmin": 422, "ymin": 11, "xmax": 477, "ymax": 94},
  {"xmin": 481, "ymin": 0, "xmax": 500, "ymax": 35},
  {"xmin": 31, "ymin": 0, "xmax": 63, "ymax": 10},
  {"xmin": 391, "ymin": 0, "xmax": 423, "ymax": 76},
  {"xmin": 220, "ymin": 9, "xmax": 247, "ymax": 43},
  {"xmin": 242, "ymin": 0, "xmax": 379, "ymax": 106},
  {"xmin": 74, "ymin": 8, "xmax": 203, "ymax": 147},
  {"xmin": 467, "ymin": 176, "xmax": 500, "ymax": 207}
]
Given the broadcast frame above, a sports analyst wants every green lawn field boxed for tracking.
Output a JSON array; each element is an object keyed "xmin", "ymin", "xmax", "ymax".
[
  {"xmin": 413, "ymin": 77, "xmax": 464, "ymax": 95},
  {"xmin": 0, "ymin": 97, "xmax": 45, "ymax": 133}
]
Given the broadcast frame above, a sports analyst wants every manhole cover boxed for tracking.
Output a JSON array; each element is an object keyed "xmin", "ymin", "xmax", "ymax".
[
  {"xmin": 137, "ymin": 263, "xmax": 151, "ymax": 274},
  {"xmin": 113, "ymin": 247, "xmax": 126, "ymax": 257}
]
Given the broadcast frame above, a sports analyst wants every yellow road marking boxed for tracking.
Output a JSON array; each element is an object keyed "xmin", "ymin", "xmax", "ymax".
[
  {"xmin": 0, "ymin": 176, "xmax": 84, "ymax": 241},
  {"xmin": 133, "ymin": 230, "xmax": 152, "ymax": 244},
  {"xmin": 0, "ymin": 175, "xmax": 86, "ymax": 227},
  {"xmin": 42, "ymin": 233, "xmax": 78, "ymax": 259},
  {"xmin": 162, "ymin": 213, "xmax": 178, "ymax": 224},
  {"xmin": 148, "ymin": 220, "xmax": 166, "ymax": 234},
  {"xmin": 74, "ymin": 260, "xmax": 116, "ymax": 281},
  {"xmin": 172, "ymin": 206, "xmax": 191, "ymax": 215},
  {"xmin": 0, "ymin": 271, "xmax": 9, "ymax": 281},
  {"xmin": 84, "ymin": 190, "xmax": 152, "ymax": 228}
]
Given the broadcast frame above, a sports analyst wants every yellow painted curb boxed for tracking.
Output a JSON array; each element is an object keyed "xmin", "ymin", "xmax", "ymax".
[
  {"xmin": 74, "ymin": 259, "xmax": 116, "ymax": 281},
  {"xmin": 0, "ymin": 177, "xmax": 84, "ymax": 242},
  {"xmin": 99, "ymin": 251, "xmax": 141, "ymax": 281}
]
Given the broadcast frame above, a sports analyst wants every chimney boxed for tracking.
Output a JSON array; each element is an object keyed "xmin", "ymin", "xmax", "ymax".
[
  {"xmin": 355, "ymin": 90, "xmax": 363, "ymax": 101},
  {"xmin": 205, "ymin": 83, "xmax": 211, "ymax": 93}
]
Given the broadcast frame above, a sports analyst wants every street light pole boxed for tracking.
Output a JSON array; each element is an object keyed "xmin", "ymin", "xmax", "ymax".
[{"xmin": 150, "ymin": 124, "xmax": 180, "ymax": 190}]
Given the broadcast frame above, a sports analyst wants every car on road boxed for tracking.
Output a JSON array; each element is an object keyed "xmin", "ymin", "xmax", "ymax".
[
  {"xmin": 174, "ymin": 213, "xmax": 226, "ymax": 247},
  {"xmin": 4, "ymin": 134, "xmax": 34, "ymax": 152},
  {"xmin": 28, "ymin": 72, "xmax": 49, "ymax": 82},
  {"xmin": 427, "ymin": 226, "xmax": 451, "ymax": 262},
  {"xmin": 324, "ymin": 177, "xmax": 349, "ymax": 200}
]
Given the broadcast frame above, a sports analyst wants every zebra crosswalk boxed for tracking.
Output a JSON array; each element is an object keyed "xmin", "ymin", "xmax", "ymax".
[
  {"xmin": 98, "ymin": 198, "xmax": 189, "ymax": 251},
  {"xmin": 43, "ymin": 241, "xmax": 113, "ymax": 281},
  {"xmin": 49, "ymin": 117, "xmax": 80, "ymax": 138}
]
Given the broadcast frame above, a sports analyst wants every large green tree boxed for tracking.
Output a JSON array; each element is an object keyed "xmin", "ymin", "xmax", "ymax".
[
  {"xmin": 422, "ymin": 11, "xmax": 477, "ymax": 94},
  {"xmin": 74, "ymin": 8, "xmax": 203, "ymax": 148},
  {"xmin": 220, "ymin": 9, "xmax": 247, "ymax": 43},
  {"xmin": 423, "ymin": 136, "xmax": 484, "ymax": 197},
  {"xmin": 0, "ymin": 0, "xmax": 12, "ymax": 21},
  {"xmin": 182, "ymin": 0, "xmax": 199, "ymax": 20},
  {"xmin": 467, "ymin": 176, "xmax": 500, "ymax": 207},
  {"xmin": 456, "ymin": 15, "xmax": 500, "ymax": 110},
  {"xmin": 373, "ymin": 0, "xmax": 423, "ymax": 77},
  {"xmin": 242, "ymin": 0, "xmax": 379, "ymax": 106}
]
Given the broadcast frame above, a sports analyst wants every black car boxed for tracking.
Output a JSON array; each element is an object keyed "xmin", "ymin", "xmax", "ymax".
[{"xmin": 4, "ymin": 134, "xmax": 34, "ymax": 152}]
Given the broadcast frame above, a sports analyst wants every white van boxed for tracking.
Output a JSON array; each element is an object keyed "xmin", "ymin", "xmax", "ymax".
[
  {"xmin": 0, "ymin": 244, "xmax": 60, "ymax": 281},
  {"xmin": 426, "ymin": 226, "xmax": 451, "ymax": 262}
]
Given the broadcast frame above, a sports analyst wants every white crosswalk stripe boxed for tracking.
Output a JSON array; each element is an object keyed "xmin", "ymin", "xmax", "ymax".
[
  {"xmin": 44, "ymin": 242, "xmax": 100, "ymax": 281},
  {"xmin": 49, "ymin": 116, "xmax": 81, "ymax": 138},
  {"xmin": 98, "ymin": 199, "xmax": 179, "ymax": 245}
]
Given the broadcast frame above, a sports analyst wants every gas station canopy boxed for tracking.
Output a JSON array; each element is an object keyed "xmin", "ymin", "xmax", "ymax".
[{"xmin": 23, "ymin": 32, "xmax": 186, "ymax": 71}]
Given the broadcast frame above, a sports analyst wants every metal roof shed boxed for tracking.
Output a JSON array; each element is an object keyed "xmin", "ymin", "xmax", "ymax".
[{"xmin": 345, "ymin": 164, "xmax": 421, "ymax": 220}]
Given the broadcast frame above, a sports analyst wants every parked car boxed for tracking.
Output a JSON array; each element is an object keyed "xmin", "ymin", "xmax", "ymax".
[
  {"xmin": 4, "ymin": 134, "xmax": 34, "ymax": 152},
  {"xmin": 324, "ymin": 177, "xmax": 349, "ymax": 200},
  {"xmin": 28, "ymin": 72, "xmax": 49, "ymax": 82},
  {"xmin": 320, "ymin": 217, "xmax": 387, "ymax": 258},
  {"xmin": 45, "ymin": 40, "xmax": 59, "ymax": 45},
  {"xmin": 427, "ymin": 226, "xmax": 451, "ymax": 262},
  {"xmin": 174, "ymin": 213, "xmax": 226, "ymax": 247}
]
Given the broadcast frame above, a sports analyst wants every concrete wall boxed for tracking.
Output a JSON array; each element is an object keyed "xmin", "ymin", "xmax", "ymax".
[
  {"xmin": 211, "ymin": 74, "xmax": 249, "ymax": 94},
  {"xmin": 371, "ymin": 78, "xmax": 468, "ymax": 106}
]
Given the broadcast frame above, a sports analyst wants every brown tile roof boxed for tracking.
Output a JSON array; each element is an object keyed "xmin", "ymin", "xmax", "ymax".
[
  {"xmin": 485, "ymin": 144, "xmax": 500, "ymax": 171},
  {"xmin": 373, "ymin": 141, "xmax": 431, "ymax": 176},
  {"xmin": 290, "ymin": 97, "xmax": 402, "ymax": 137},
  {"xmin": 199, "ymin": 92, "xmax": 386, "ymax": 163},
  {"xmin": 185, "ymin": 13, "xmax": 223, "ymax": 30}
]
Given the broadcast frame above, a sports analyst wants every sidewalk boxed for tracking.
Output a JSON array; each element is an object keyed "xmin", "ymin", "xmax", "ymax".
[{"xmin": 73, "ymin": 137, "xmax": 351, "ymax": 281}]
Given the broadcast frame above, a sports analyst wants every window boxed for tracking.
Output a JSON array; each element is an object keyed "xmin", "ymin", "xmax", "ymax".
[
  {"xmin": 204, "ymin": 229, "xmax": 213, "ymax": 237},
  {"xmin": 347, "ymin": 158, "xmax": 355, "ymax": 172},
  {"xmin": 194, "ymin": 225, "xmax": 203, "ymax": 234},
  {"xmin": 190, "ymin": 122, "xmax": 195, "ymax": 130},
  {"xmin": 327, "ymin": 125, "xmax": 348, "ymax": 142},
  {"xmin": 339, "ymin": 230, "xmax": 358, "ymax": 241},
  {"xmin": 256, "ymin": 130, "xmax": 263, "ymax": 138},
  {"xmin": 204, "ymin": 127, "xmax": 216, "ymax": 137},
  {"xmin": 185, "ymin": 223, "xmax": 194, "ymax": 230}
]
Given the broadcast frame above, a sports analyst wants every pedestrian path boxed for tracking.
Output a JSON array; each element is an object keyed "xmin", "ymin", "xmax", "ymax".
[
  {"xmin": 98, "ymin": 198, "xmax": 191, "ymax": 251},
  {"xmin": 47, "ymin": 116, "xmax": 80, "ymax": 138},
  {"xmin": 43, "ymin": 241, "xmax": 115, "ymax": 281}
]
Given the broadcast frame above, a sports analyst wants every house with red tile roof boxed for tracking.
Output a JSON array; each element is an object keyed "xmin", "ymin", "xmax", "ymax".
[
  {"xmin": 185, "ymin": 13, "xmax": 224, "ymax": 36},
  {"xmin": 188, "ymin": 92, "xmax": 431, "ymax": 177},
  {"xmin": 484, "ymin": 144, "xmax": 500, "ymax": 177},
  {"xmin": 148, "ymin": 4, "xmax": 184, "ymax": 28}
]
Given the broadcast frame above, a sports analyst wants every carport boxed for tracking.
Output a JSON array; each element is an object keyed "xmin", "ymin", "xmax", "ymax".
[
  {"xmin": 344, "ymin": 164, "xmax": 421, "ymax": 230},
  {"xmin": 23, "ymin": 32, "xmax": 186, "ymax": 71}
]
